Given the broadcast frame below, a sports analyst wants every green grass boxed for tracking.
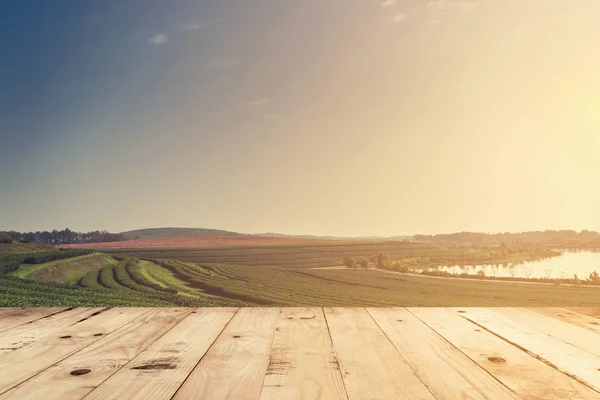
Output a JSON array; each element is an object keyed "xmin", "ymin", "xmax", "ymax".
[
  {"xmin": 0, "ymin": 275, "xmax": 173, "ymax": 307},
  {"xmin": 10, "ymin": 253, "xmax": 116, "ymax": 284}
]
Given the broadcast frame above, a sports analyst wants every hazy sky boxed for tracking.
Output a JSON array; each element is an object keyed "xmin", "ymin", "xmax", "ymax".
[{"xmin": 2, "ymin": 0, "xmax": 600, "ymax": 236}]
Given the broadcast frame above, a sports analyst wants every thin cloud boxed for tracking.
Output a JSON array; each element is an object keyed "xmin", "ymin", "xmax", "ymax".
[
  {"xmin": 147, "ymin": 33, "xmax": 168, "ymax": 45},
  {"xmin": 206, "ymin": 57, "xmax": 242, "ymax": 69},
  {"xmin": 244, "ymin": 98, "xmax": 269, "ymax": 107},
  {"xmin": 381, "ymin": 0, "xmax": 397, "ymax": 7},
  {"xmin": 392, "ymin": 13, "xmax": 406, "ymax": 22},
  {"xmin": 182, "ymin": 22, "xmax": 203, "ymax": 30}
]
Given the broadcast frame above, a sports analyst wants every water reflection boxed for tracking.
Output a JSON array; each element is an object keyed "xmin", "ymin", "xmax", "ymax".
[{"xmin": 418, "ymin": 251, "xmax": 600, "ymax": 279}]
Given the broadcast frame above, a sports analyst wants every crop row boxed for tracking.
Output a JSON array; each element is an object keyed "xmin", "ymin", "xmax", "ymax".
[
  {"xmin": 77, "ymin": 258, "xmax": 244, "ymax": 307},
  {"xmin": 0, "ymin": 275, "xmax": 172, "ymax": 307}
]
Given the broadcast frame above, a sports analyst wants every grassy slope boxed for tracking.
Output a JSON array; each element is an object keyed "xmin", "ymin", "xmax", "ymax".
[{"xmin": 9, "ymin": 253, "xmax": 117, "ymax": 284}]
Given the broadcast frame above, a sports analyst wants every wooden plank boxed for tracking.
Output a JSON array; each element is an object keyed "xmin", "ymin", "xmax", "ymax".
[
  {"xmin": 449, "ymin": 307, "xmax": 600, "ymax": 393},
  {"xmin": 259, "ymin": 308, "xmax": 347, "ymax": 400},
  {"xmin": 324, "ymin": 307, "xmax": 434, "ymax": 400},
  {"xmin": 0, "ymin": 309, "xmax": 68, "ymax": 333},
  {"xmin": 532, "ymin": 307, "xmax": 600, "ymax": 335},
  {"xmin": 83, "ymin": 308, "xmax": 238, "ymax": 400},
  {"xmin": 569, "ymin": 307, "xmax": 600, "ymax": 319},
  {"xmin": 0, "ymin": 308, "xmax": 192, "ymax": 400},
  {"xmin": 0, "ymin": 307, "xmax": 149, "ymax": 395},
  {"xmin": 496, "ymin": 308, "xmax": 600, "ymax": 357},
  {"xmin": 410, "ymin": 307, "xmax": 600, "ymax": 399},
  {"xmin": 367, "ymin": 307, "xmax": 521, "ymax": 400},
  {"xmin": 0, "ymin": 308, "xmax": 103, "ymax": 356},
  {"xmin": 173, "ymin": 308, "xmax": 279, "ymax": 400}
]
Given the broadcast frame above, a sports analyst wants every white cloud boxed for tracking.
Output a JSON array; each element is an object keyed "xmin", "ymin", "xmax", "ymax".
[
  {"xmin": 206, "ymin": 57, "xmax": 242, "ymax": 69},
  {"xmin": 381, "ymin": 0, "xmax": 397, "ymax": 7},
  {"xmin": 182, "ymin": 22, "xmax": 203, "ymax": 30},
  {"xmin": 244, "ymin": 98, "xmax": 269, "ymax": 107},
  {"xmin": 147, "ymin": 33, "xmax": 168, "ymax": 45},
  {"xmin": 392, "ymin": 13, "xmax": 406, "ymax": 22}
]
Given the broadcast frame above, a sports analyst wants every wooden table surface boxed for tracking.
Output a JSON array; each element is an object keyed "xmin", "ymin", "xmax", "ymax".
[{"xmin": 0, "ymin": 307, "xmax": 599, "ymax": 399}]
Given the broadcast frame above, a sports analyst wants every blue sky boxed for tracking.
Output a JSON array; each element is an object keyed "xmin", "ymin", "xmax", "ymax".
[{"xmin": 3, "ymin": 1, "xmax": 600, "ymax": 236}]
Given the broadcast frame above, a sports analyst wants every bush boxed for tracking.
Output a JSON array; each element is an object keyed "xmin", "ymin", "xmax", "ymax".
[
  {"xmin": 0, "ymin": 254, "xmax": 27, "ymax": 275},
  {"xmin": 126, "ymin": 262, "xmax": 177, "ymax": 294},
  {"xmin": 343, "ymin": 256, "xmax": 356, "ymax": 268},
  {"xmin": 99, "ymin": 265, "xmax": 122, "ymax": 290},
  {"xmin": 356, "ymin": 256, "xmax": 369, "ymax": 269},
  {"xmin": 377, "ymin": 253, "xmax": 392, "ymax": 269},
  {"xmin": 0, "ymin": 232, "xmax": 12, "ymax": 243},
  {"xmin": 21, "ymin": 249, "xmax": 92, "ymax": 264},
  {"xmin": 80, "ymin": 270, "xmax": 104, "ymax": 289}
]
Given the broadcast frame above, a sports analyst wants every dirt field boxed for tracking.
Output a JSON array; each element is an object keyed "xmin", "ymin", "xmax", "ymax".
[{"xmin": 57, "ymin": 235, "xmax": 343, "ymax": 249}]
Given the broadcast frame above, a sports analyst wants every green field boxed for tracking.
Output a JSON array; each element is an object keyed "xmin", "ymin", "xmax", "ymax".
[
  {"xmin": 2, "ymin": 241, "xmax": 599, "ymax": 307},
  {"xmin": 103, "ymin": 241, "xmax": 555, "ymax": 268},
  {"xmin": 9, "ymin": 253, "xmax": 117, "ymax": 284}
]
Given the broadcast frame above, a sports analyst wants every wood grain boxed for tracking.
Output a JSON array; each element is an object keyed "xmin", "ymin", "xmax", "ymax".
[
  {"xmin": 0, "ymin": 308, "xmax": 149, "ymax": 395},
  {"xmin": 367, "ymin": 307, "xmax": 521, "ymax": 400},
  {"xmin": 0, "ymin": 308, "xmax": 192, "ymax": 400},
  {"xmin": 532, "ymin": 307, "xmax": 600, "ymax": 334},
  {"xmin": 260, "ymin": 308, "xmax": 347, "ymax": 400},
  {"xmin": 450, "ymin": 307, "xmax": 600, "ymax": 393},
  {"xmin": 410, "ymin": 307, "xmax": 600, "ymax": 399},
  {"xmin": 83, "ymin": 308, "xmax": 237, "ymax": 400},
  {"xmin": 0, "ymin": 309, "xmax": 67, "ymax": 334},
  {"xmin": 497, "ymin": 307, "xmax": 600, "ymax": 357},
  {"xmin": 174, "ymin": 307, "xmax": 279, "ymax": 400},
  {"xmin": 0, "ymin": 308, "xmax": 102, "ymax": 356},
  {"xmin": 324, "ymin": 307, "xmax": 434, "ymax": 400}
]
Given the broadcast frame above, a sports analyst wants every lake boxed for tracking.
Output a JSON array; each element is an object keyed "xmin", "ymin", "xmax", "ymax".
[{"xmin": 427, "ymin": 250, "xmax": 600, "ymax": 279}]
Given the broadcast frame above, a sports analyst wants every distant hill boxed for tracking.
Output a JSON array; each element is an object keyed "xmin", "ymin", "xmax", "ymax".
[
  {"xmin": 253, "ymin": 232, "xmax": 414, "ymax": 241},
  {"xmin": 120, "ymin": 227, "xmax": 243, "ymax": 240}
]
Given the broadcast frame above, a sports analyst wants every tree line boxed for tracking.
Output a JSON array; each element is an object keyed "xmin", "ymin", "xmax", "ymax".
[
  {"xmin": 413, "ymin": 230, "xmax": 600, "ymax": 246},
  {"xmin": 1, "ymin": 229, "xmax": 124, "ymax": 245}
]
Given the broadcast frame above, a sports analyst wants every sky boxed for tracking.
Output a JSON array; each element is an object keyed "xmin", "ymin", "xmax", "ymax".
[{"xmin": 2, "ymin": 0, "xmax": 600, "ymax": 237}]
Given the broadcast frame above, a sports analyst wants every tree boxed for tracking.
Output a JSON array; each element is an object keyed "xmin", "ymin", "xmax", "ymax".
[
  {"xmin": 343, "ymin": 256, "xmax": 356, "ymax": 268},
  {"xmin": 377, "ymin": 253, "xmax": 392, "ymax": 269},
  {"xmin": 573, "ymin": 274, "xmax": 581, "ymax": 287},
  {"xmin": 587, "ymin": 271, "xmax": 600, "ymax": 288},
  {"xmin": 356, "ymin": 256, "xmax": 369, "ymax": 269},
  {"xmin": 0, "ymin": 232, "xmax": 12, "ymax": 243}
]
